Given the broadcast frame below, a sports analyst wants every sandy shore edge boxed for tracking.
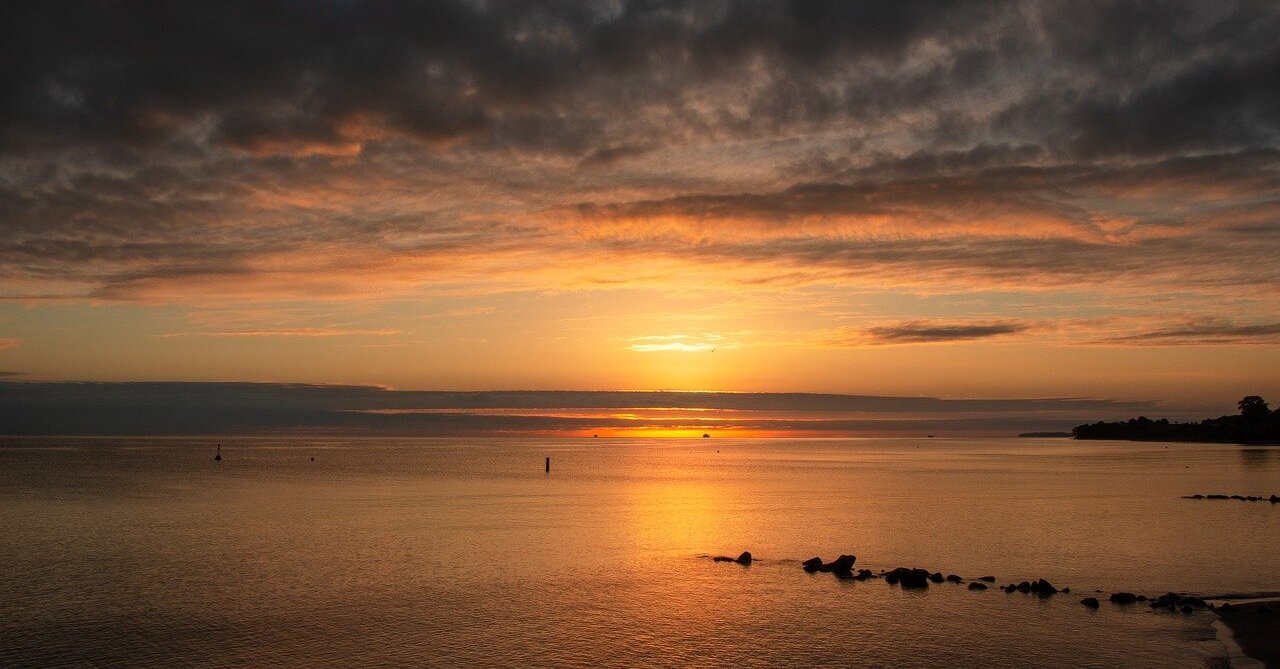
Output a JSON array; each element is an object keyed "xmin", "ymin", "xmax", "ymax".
[{"xmin": 1208, "ymin": 598, "xmax": 1280, "ymax": 669}]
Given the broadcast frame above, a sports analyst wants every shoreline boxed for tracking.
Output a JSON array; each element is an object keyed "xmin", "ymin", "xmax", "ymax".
[{"xmin": 1208, "ymin": 598, "xmax": 1280, "ymax": 669}]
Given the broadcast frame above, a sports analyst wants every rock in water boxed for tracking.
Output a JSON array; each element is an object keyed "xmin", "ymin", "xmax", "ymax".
[
  {"xmin": 929, "ymin": 572, "xmax": 945, "ymax": 583},
  {"xmin": 821, "ymin": 554, "xmax": 857, "ymax": 573},
  {"xmin": 946, "ymin": 574, "xmax": 963, "ymax": 583},
  {"xmin": 1035, "ymin": 579, "xmax": 1059, "ymax": 596},
  {"xmin": 801, "ymin": 557, "xmax": 823, "ymax": 573},
  {"xmin": 885, "ymin": 567, "xmax": 931, "ymax": 589},
  {"xmin": 968, "ymin": 582, "xmax": 988, "ymax": 590},
  {"xmin": 735, "ymin": 551, "xmax": 752, "ymax": 565},
  {"xmin": 1081, "ymin": 597, "xmax": 1100, "ymax": 608},
  {"xmin": 1110, "ymin": 592, "xmax": 1138, "ymax": 604}
]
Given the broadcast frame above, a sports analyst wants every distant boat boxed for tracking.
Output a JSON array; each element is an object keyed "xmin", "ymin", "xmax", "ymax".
[
  {"xmin": 702, "ymin": 433, "xmax": 710, "ymax": 438},
  {"xmin": 214, "ymin": 444, "xmax": 222, "ymax": 462}
]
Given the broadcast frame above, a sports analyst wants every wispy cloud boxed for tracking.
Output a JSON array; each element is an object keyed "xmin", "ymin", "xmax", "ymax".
[
  {"xmin": 828, "ymin": 321, "xmax": 1036, "ymax": 346},
  {"xmin": 1095, "ymin": 320, "xmax": 1280, "ymax": 346},
  {"xmin": 163, "ymin": 328, "xmax": 401, "ymax": 338}
]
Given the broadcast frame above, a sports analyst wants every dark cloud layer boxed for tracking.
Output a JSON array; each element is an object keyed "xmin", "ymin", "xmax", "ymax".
[
  {"xmin": 0, "ymin": 0, "xmax": 1277, "ymax": 331},
  {"xmin": 4, "ymin": 1, "xmax": 1276, "ymax": 157}
]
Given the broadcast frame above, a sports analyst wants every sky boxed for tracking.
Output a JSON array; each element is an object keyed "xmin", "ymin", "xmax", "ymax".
[{"xmin": 1, "ymin": 1, "xmax": 1279, "ymax": 431}]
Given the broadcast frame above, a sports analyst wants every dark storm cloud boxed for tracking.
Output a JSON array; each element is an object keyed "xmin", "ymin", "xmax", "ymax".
[
  {"xmin": 857, "ymin": 320, "xmax": 1033, "ymax": 345},
  {"xmin": 0, "ymin": 0, "xmax": 1004, "ymax": 155},
  {"xmin": 4, "ymin": 1, "xmax": 1273, "ymax": 158}
]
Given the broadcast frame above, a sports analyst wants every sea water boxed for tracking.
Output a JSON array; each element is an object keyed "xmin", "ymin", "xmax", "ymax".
[{"xmin": 3, "ymin": 437, "xmax": 1278, "ymax": 668}]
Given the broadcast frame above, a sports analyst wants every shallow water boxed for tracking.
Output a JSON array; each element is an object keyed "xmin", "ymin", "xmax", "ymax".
[{"xmin": 2, "ymin": 437, "xmax": 1278, "ymax": 668}]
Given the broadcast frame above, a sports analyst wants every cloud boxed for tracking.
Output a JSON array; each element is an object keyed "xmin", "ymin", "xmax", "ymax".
[
  {"xmin": 834, "ymin": 320, "xmax": 1035, "ymax": 346},
  {"xmin": 1096, "ymin": 320, "xmax": 1280, "ymax": 346},
  {"xmin": 0, "ymin": 0, "xmax": 1276, "ymax": 352},
  {"xmin": 163, "ymin": 328, "xmax": 401, "ymax": 338}
]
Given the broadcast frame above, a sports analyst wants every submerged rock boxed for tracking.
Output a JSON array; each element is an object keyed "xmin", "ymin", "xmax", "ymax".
[
  {"xmin": 853, "ymin": 569, "xmax": 877, "ymax": 581},
  {"xmin": 1035, "ymin": 579, "xmax": 1059, "ymax": 596},
  {"xmin": 968, "ymin": 582, "xmax": 988, "ymax": 590},
  {"xmin": 713, "ymin": 551, "xmax": 752, "ymax": 565},
  {"xmin": 1110, "ymin": 592, "xmax": 1138, "ymax": 604},
  {"xmin": 978, "ymin": 576, "xmax": 996, "ymax": 582},
  {"xmin": 801, "ymin": 557, "xmax": 823, "ymax": 573},
  {"xmin": 929, "ymin": 572, "xmax": 945, "ymax": 584},
  {"xmin": 946, "ymin": 574, "xmax": 963, "ymax": 583},
  {"xmin": 1081, "ymin": 597, "xmax": 1100, "ymax": 608}
]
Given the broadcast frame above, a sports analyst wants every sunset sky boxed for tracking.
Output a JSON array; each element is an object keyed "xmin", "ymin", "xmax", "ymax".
[{"xmin": 2, "ymin": 1, "xmax": 1279, "ymax": 427}]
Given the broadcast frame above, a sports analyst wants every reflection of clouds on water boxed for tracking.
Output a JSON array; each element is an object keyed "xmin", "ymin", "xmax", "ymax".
[{"xmin": 1238, "ymin": 448, "xmax": 1278, "ymax": 470}]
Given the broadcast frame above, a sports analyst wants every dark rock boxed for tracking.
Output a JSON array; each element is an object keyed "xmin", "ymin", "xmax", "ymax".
[
  {"xmin": 885, "ymin": 567, "xmax": 930, "ymax": 589},
  {"xmin": 735, "ymin": 551, "xmax": 752, "ymax": 565},
  {"xmin": 802, "ymin": 557, "xmax": 823, "ymax": 573},
  {"xmin": 1061, "ymin": 587, "xmax": 1070, "ymax": 594},
  {"xmin": 1016, "ymin": 581, "xmax": 1033, "ymax": 593},
  {"xmin": 1207, "ymin": 494, "xmax": 1229, "ymax": 499},
  {"xmin": 853, "ymin": 569, "xmax": 876, "ymax": 581},
  {"xmin": 820, "ymin": 554, "xmax": 857, "ymax": 574},
  {"xmin": 1230, "ymin": 495, "xmax": 1244, "ymax": 500},
  {"xmin": 946, "ymin": 574, "xmax": 963, "ymax": 583},
  {"xmin": 968, "ymin": 582, "xmax": 988, "ymax": 590},
  {"xmin": 1181, "ymin": 605, "xmax": 1193, "ymax": 613},
  {"xmin": 1270, "ymin": 495, "xmax": 1279, "ymax": 503},
  {"xmin": 1181, "ymin": 597, "xmax": 1207, "ymax": 608},
  {"xmin": 979, "ymin": 576, "xmax": 996, "ymax": 582},
  {"xmin": 1035, "ymin": 579, "xmax": 1059, "ymax": 596},
  {"xmin": 1110, "ymin": 592, "xmax": 1138, "ymax": 604},
  {"xmin": 1081, "ymin": 597, "xmax": 1100, "ymax": 608},
  {"xmin": 929, "ymin": 572, "xmax": 945, "ymax": 584}
]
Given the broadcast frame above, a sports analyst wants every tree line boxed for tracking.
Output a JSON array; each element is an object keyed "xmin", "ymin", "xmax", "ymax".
[{"xmin": 1073, "ymin": 396, "xmax": 1280, "ymax": 444}]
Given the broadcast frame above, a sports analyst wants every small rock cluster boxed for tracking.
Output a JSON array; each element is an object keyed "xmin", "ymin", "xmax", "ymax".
[
  {"xmin": 1002, "ymin": 579, "xmax": 1067, "ymax": 596},
  {"xmin": 1149, "ymin": 592, "xmax": 1208, "ymax": 613},
  {"xmin": 802, "ymin": 554, "xmax": 858, "ymax": 577},
  {"xmin": 710, "ymin": 550, "xmax": 1227, "ymax": 619},
  {"xmin": 1182, "ymin": 493, "xmax": 1280, "ymax": 503}
]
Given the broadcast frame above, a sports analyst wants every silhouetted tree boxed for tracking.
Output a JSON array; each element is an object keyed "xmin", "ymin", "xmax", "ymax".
[{"xmin": 1239, "ymin": 396, "xmax": 1270, "ymax": 422}]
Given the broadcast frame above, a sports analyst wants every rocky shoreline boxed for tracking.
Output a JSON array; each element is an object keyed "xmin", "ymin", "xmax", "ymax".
[{"xmin": 710, "ymin": 550, "xmax": 1280, "ymax": 667}]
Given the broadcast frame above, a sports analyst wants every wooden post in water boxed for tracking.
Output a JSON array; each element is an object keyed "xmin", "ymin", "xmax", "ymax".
[{"xmin": 545, "ymin": 456, "xmax": 550, "ymax": 473}]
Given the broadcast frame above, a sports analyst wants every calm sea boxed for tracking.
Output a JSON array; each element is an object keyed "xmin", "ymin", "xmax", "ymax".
[{"xmin": 3, "ymin": 437, "xmax": 1278, "ymax": 668}]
